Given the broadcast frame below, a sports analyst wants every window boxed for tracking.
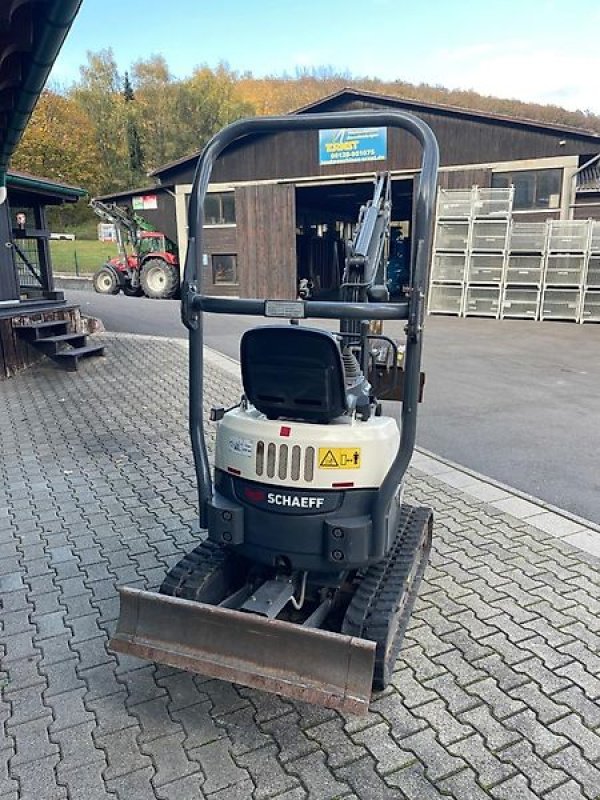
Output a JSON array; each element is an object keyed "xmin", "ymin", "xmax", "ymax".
[
  {"xmin": 212, "ymin": 254, "xmax": 238, "ymax": 284},
  {"xmin": 204, "ymin": 192, "xmax": 236, "ymax": 225},
  {"xmin": 492, "ymin": 169, "xmax": 562, "ymax": 210}
]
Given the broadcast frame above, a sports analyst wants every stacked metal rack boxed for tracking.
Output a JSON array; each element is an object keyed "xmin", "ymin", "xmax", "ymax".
[
  {"xmin": 581, "ymin": 221, "xmax": 600, "ymax": 323},
  {"xmin": 429, "ymin": 187, "xmax": 513, "ymax": 317},
  {"xmin": 428, "ymin": 187, "xmax": 599, "ymax": 323},
  {"xmin": 541, "ymin": 221, "xmax": 589, "ymax": 322},
  {"xmin": 502, "ymin": 222, "xmax": 547, "ymax": 319}
]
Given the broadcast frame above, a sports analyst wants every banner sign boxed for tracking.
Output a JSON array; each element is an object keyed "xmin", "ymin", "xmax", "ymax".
[
  {"xmin": 319, "ymin": 127, "xmax": 387, "ymax": 165},
  {"xmin": 132, "ymin": 194, "xmax": 158, "ymax": 210}
]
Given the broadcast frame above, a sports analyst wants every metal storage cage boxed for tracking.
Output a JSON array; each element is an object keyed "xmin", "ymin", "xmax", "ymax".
[
  {"xmin": 428, "ymin": 284, "xmax": 464, "ymax": 315},
  {"xmin": 541, "ymin": 288, "xmax": 582, "ymax": 321},
  {"xmin": 437, "ymin": 188, "xmax": 473, "ymax": 218},
  {"xmin": 501, "ymin": 287, "xmax": 540, "ymax": 319},
  {"xmin": 464, "ymin": 286, "xmax": 501, "ymax": 317},
  {"xmin": 548, "ymin": 220, "xmax": 591, "ymax": 252},
  {"xmin": 472, "ymin": 187, "xmax": 513, "ymax": 218},
  {"xmin": 505, "ymin": 255, "xmax": 544, "ymax": 285},
  {"xmin": 430, "ymin": 252, "xmax": 468, "ymax": 282},
  {"xmin": 434, "ymin": 220, "xmax": 470, "ymax": 251},
  {"xmin": 467, "ymin": 253, "xmax": 504, "ymax": 284},
  {"xmin": 581, "ymin": 291, "xmax": 600, "ymax": 323},
  {"xmin": 509, "ymin": 222, "xmax": 548, "ymax": 253},
  {"xmin": 591, "ymin": 221, "xmax": 600, "ymax": 253},
  {"xmin": 545, "ymin": 254, "xmax": 586, "ymax": 287},
  {"xmin": 585, "ymin": 255, "xmax": 600, "ymax": 288},
  {"xmin": 471, "ymin": 220, "xmax": 509, "ymax": 251}
]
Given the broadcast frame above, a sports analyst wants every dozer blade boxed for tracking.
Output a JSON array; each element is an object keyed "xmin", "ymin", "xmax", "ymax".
[{"xmin": 110, "ymin": 587, "xmax": 376, "ymax": 716}]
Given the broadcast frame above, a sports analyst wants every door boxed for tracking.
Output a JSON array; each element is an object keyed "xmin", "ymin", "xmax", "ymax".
[{"xmin": 235, "ymin": 184, "xmax": 296, "ymax": 299}]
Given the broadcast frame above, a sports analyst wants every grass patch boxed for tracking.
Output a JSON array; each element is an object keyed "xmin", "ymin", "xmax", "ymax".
[{"xmin": 50, "ymin": 239, "xmax": 122, "ymax": 274}]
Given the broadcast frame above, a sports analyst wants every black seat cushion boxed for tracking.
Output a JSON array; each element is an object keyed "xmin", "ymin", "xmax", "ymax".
[{"xmin": 240, "ymin": 326, "xmax": 347, "ymax": 423}]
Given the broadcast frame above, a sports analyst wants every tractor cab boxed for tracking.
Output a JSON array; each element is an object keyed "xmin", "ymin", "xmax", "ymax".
[{"xmin": 138, "ymin": 231, "xmax": 177, "ymax": 258}]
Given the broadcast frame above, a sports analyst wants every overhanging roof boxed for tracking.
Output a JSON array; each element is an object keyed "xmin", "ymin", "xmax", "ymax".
[
  {"xmin": 0, "ymin": 0, "xmax": 83, "ymax": 193},
  {"xmin": 150, "ymin": 87, "xmax": 600, "ymax": 180},
  {"xmin": 7, "ymin": 169, "xmax": 85, "ymax": 203}
]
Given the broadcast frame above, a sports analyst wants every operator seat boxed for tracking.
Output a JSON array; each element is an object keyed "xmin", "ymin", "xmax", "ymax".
[{"xmin": 240, "ymin": 326, "xmax": 347, "ymax": 423}]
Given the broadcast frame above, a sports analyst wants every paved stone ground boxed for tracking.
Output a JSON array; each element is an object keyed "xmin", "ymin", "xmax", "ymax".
[{"xmin": 1, "ymin": 334, "xmax": 599, "ymax": 800}]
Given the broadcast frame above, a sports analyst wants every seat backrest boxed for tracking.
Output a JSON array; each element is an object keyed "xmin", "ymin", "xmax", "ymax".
[{"xmin": 240, "ymin": 326, "xmax": 347, "ymax": 423}]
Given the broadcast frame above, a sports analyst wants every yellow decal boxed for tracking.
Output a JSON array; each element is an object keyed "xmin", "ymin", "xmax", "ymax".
[{"xmin": 318, "ymin": 448, "xmax": 361, "ymax": 470}]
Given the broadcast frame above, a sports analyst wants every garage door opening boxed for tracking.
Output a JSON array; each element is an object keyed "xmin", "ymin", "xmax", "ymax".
[{"xmin": 295, "ymin": 177, "xmax": 414, "ymax": 300}]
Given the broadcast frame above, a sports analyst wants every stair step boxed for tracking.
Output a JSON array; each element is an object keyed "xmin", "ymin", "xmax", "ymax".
[
  {"xmin": 14, "ymin": 320, "xmax": 69, "ymax": 339},
  {"xmin": 51, "ymin": 344, "xmax": 105, "ymax": 372},
  {"xmin": 35, "ymin": 333, "xmax": 87, "ymax": 354}
]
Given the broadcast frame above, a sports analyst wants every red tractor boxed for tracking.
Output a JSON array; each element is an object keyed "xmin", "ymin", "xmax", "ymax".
[{"xmin": 91, "ymin": 200, "xmax": 180, "ymax": 300}]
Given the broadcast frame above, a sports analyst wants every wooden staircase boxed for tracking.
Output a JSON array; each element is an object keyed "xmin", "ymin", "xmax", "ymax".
[{"xmin": 14, "ymin": 319, "xmax": 104, "ymax": 371}]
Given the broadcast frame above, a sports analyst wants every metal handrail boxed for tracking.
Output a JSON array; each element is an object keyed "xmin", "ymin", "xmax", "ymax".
[{"xmin": 182, "ymin": 111, "xmax": 439, "ymax": 547}]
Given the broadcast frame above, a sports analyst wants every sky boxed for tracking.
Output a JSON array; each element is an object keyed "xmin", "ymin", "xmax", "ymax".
[{"xmin": 51, "ymin": 0, "xmax": 600, "ymax": 114}]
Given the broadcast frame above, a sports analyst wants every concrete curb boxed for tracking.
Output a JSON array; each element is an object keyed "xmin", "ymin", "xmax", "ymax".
[{"xmin": 54, "ymin": 273, "xmax": 94, "ymax": 291}]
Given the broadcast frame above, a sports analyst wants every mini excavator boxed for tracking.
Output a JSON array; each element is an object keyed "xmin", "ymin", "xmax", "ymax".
[{"xmin": 110, "ymin": 110, "xmax": 439, "ymax": 715}]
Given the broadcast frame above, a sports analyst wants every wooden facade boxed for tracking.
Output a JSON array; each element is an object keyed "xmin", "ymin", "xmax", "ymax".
[
  {"xmin": 235, "ymin": 184, "xmax": 296, "ymax": 299},
  {"xmin": 137, "ymin": 90, "xmax": 600, "ymax": 299}
]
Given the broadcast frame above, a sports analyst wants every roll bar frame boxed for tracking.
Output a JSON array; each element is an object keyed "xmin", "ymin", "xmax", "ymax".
[{"xmin": 182, "ymin": 111, "xmax": 439, "ymax": 541}]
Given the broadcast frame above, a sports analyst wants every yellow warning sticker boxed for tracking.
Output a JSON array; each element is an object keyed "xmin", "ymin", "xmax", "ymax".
[{"xmin": 318, "ymin": 448, "xmax": 362, "ymax": 469}]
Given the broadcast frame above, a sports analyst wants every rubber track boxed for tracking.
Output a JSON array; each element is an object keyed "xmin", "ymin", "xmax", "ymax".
[
  {"xmin": 159, "ymin": 540, "xmax": 229, "ymax": 601},
  {"xmin": 341, "ymin": 504, "xmax": 433, "ymax": 690}
]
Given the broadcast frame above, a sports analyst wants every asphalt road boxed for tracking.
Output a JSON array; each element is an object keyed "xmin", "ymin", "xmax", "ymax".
[{"xmin": 71, "ymin": 289, "xmax": 600, "ymax": 523}]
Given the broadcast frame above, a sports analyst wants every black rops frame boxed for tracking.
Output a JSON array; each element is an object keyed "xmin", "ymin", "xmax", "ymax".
[{"xmin": 182, "ymin": 111, "xmax": 439, "ymax": 550}]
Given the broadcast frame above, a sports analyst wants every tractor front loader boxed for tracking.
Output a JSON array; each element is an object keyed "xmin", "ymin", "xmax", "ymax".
[{"xmin": 110, "ymin": 110, "xmax": 439, "ymax": 715}]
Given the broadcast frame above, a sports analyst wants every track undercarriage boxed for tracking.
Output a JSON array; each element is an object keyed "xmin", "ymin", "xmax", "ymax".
[{"xmin": 111, "ymin": 504, "xmax": 432, "ymax": 714}]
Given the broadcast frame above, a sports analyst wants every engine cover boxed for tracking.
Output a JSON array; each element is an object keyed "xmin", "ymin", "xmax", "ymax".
[{"xmin": 214, "ymin": 407, "xmax": 400, "ymax": 491}]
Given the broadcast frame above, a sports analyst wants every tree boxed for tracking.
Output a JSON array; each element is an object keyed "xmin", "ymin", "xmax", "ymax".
[
  {"xmin": 12, "ymin": 90, "xmax": 101, "ymax": 191},
  {"xmin": 123, "ymin": 71, "xmax": 145, "ymax": 182},
  {"xmin": 71, "ymin": 49, "xmax": 129, "ymax": 192}
]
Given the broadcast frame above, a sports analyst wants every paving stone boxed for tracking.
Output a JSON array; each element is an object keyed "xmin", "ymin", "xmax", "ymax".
[
  {"xmin": 56, "ymin": 762, "xmax": 114, "ymax": 800},
  {"xmin": 370, "ymin": 694, "xmax": 426, "ymax": 741},
  {"xmin": 466, "ymin": 677, "xmax": 526, "ymax": 720},
  {"xmin": 155, "ymin": 773, "xmax": 206, "ymax": 800},
  {"xmin": 9, "ymin": 716, "xmax": 59, "ymax": 765},
  {"xmin": 499, "ymin": 740, "xmax": 570, "ymax": 794},
  {"xmin": 549, "ymin": 714, "xmax": 600, "ymax": 762},
  {"xmin": 412, "ymin": 699, "xmax": 474, "ymax": 746},
  {"xmin": 172, "ymin": 700, "xmax": 226, "ymax": 750},
  {"xmin": 189, "ymin": 738, "xmax": 249, "ymax": 794},
  {"xmin": 141, "ymin": 731, "xmax": 198, "ymax": 787},
  {"xmin": 352, "ymin": 721, "xmax": 415, "ymax": 776},
  {"xmin": 260, "ymin": 712, "xmax": 319, "ymax": 765},
  {"xmin": 503, "ymin": 709, "xmax": 569, "ymax": 758},
  {"xmin": 386, "ymin": 762, "xmax": 446, "ymax": 799},
  {"xmin": 9, "ymin": 753, "xmax": 66, "ymax": 800},
  {"xmin": 286, "ymin": 751, "xmax": 350, "ymax": 799},
  {"xmin": 425, "ymin": 673, "xmax": 482, "ymax": 715},
  {"xmin": 551, "ymin": 687, "xmax": 600, "ymax": 729},
  {"xmin": 547, "ymin": 744, "xmax": 600, "ymax": 800},
  {"xmin": 336, "ymin": 754, "xmax": 400, "ymax": 799},
  {"xmin": 544, "ymin": 779, "xmax": 589, "ymax": 800},
  {"xmin": 307, "ymin": 719, "xmax": 371, "ymax": 772},
  {"xmin": 398, "ymin": 728, "xmax": 467, "ymax": 782},
  {"xmin": 216, "ymin": 706, "xmax": 272, "ymax": 756},
  {"xmin": 556, "ymin": 662, "xmax": 600, "ymax": 700},
  {"xmin": 236, "ymin": 744, "xmax": 300, "ymax": 799},
  {"xmin": 490, "ymin": 774, "xmax": 544, "ymax": 800},
  {"xmin": 96, "ymin": 726, "xmax": 152, "ymax": 781},
  {"xmin": 157, "ymin": 670, "xmax": 207, "ymax": 711},
  {"xmin": 4, "ymin": 686, "xmax": 50, "ymax": 728},
  {"xmin": 105, "ymin": 765, "xmax": 158, "ymax": 800},
  {"xmin": 53, "ymin": 720, "xmax": 106, "ymax": 775},
  {"xmin": 458, "ymin": 704, "xmax": 521, "ymax": 752},
  {"xmin": 472, "ymin": 654, "xmax": 530, "ymax": 692},
  {"xmin": 390, "ymin": 667, "xmax": 438, "ymax": 708},
  {"xmin": 49, "ymin": 686, "xmax": 96, "ymax": 732},
  {"xmin": 79, "ymin": 662, "xmax": 126, "ymax": 702},
  {"xmin": 202, "ymin": 779, "xmax": 256, "ymax": 800}
]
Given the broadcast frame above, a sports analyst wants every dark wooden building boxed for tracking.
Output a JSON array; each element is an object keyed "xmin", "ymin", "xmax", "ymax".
[
  {"xmin": 1, "ymin": 0, "xmax": 87, "ymax": 375},
  {"xmin": 108, "ymin": 88, "xmax": 600, "ymax": 299}
]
